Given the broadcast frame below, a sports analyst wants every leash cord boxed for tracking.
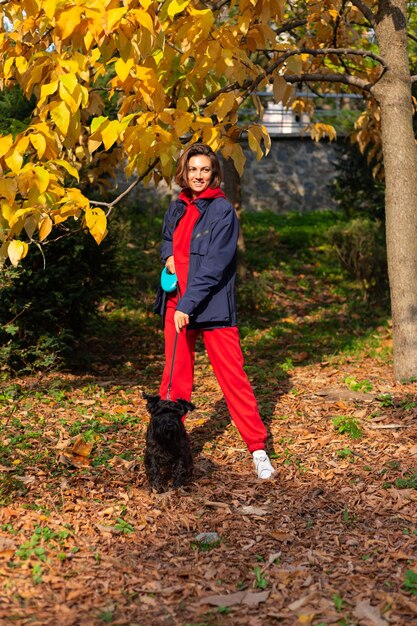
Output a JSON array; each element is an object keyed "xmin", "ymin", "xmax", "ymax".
[{"xmin": 166, "ymin": 283, "xmax": 181, "ymax": 401}]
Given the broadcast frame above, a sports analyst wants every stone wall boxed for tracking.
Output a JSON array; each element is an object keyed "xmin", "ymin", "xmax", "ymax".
[
  {"xmin": 241, "ymin": 137, "xmax": 339, "ymax": 213},
  {"xmin": 116, "ymin": 137, "xmax": 340, "ymax": 214}
]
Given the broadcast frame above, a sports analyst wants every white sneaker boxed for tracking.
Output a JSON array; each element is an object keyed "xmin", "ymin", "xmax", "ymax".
[{"xmin": 252, "ymin": 450, "xmax": 276, "ymax": 480}]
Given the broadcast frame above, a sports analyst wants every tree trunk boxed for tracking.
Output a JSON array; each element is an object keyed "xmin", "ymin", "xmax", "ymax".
[
  {"xmin": 373, "ymin": 0, "xmax": 417, "ymax": 380},
  {"xmin": 222, "ymin": 156, "xmax": 247, "ymax": 279}
]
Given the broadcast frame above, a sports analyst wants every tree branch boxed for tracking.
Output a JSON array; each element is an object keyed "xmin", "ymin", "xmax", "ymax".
[
  {"xmin": 198, "ymin": 46, "xmax": 385, "ymax": 108},
  {"xmin": 90, "ymin": 158, "xmax": 160, "ymax": 216},
  {"xmin": 411, "ymin": 75, "xmax": 417, "ymax": 83},
  {"xmin": 166, "ymin": 39, "xmax": 184, "ymax": 55},
  {"xmin": 349, "ymin": 0, "xmax": 376, "ymax": 26},
  {"xmin": 273, "ymin": 18, "xmax": 307, "ymax": 36},
  {"xmin": 268, "ymin": 47, "xmax": 388, "ymax": 71},
  {"xmin": 282, "ymin": 72, "xmax": 372, "ymax": 92}
]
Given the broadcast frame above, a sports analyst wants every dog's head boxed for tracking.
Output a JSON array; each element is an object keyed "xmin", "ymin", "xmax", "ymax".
[
  {"xmin": 143, "ymin": 393, "xmax": 195, "ymax": 419},
  {"xmin": 143, "ymin": 393, "xmax": 195, "ymax": 445}
]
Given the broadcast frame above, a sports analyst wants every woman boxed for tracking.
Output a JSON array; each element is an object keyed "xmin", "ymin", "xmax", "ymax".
[{"xmin": 154, "ymin": 143, "xmax": 275, "ymax": 480}]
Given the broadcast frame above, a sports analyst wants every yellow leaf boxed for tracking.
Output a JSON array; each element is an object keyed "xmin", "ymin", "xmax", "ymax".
[
  {"xmin": 205, "ymin": 91, "xmax": 237, "ymax": 122},
  {"xmin": 247, "ymin": 127, "xmax": 263, "ymax": 160},
  {"xmin": 0, "ymin": 177, "xmax": 17, "ymax": 203},
  {"xmin": 15, "ymin": 56, "xmax": 28, "ymax": 76},
  {"xmin": 0, "ymin": 134, "xmax": 13, "ymax": 158},
  {"xmin": 202, "ymin": 126, "xmax": 221, "ymax": 151},
  {"xmin": 24, "ymin": 216, "xmax": 38, "ymax": 240},
  {"xmin": 104, "ymin": 7, "xmax": 127, "ymax": 32},
  {"xmin": 115, "ymin": 57, "xmax": 134, "ymax": 83},
  {"xmin": 52, "ymin": 159, "xmax": 79, "ymax": 181},
  {"xmin": 286, "ymin": 55, "xmax": 303, "ymax": 74},
  {"xmin": 8, "ymin": 240, "xmax": 29, "ymax": 266},
  {"xmin": 101, "ymin": 119, "xmax": 120, "ymax": 150},
  {"xmin": 57, "ymin": 5, "xmax": 83, "ymax": 39},
  {"xmin": 59, "ymin": 82, "xmax": 79, "ymax": 113},
  {"xmin": 259, "ymin": 124, "xmax": 271, "ymax": 155},
  {"xmin": 273, "ymin": 76, "xmax": 289, "ymax": 104},
  {"xmin": 60, "ymin": 73, "xmax": 78, "ymax": 94},
  {"xmin": 91, "ymin": 116, "xmax": 108, "ymax": 134},
  {"xmin": 64, "ymin": 187, "xmax": 90, "ymax": 210},
  {"xmin": 9, "ymin": 207, "xmax": 35, "ymax": 229},
  {"xmin": 84, "ymin": 207, "xmax": 108, "ymax": 245},
  {"xmin": 88, "ymin": 137, "xmax": 102, "ymax": 153},
  {"xmin": 173, "ymin": 112, "xmax": 194, "ymax": 137},
  {"xmin": 30, "ymin": 133, "xmax": 47, "ymax": 159},
  {"xmin": 132, "ymin": 9, "xmax": 154, "ymax": 32},
  {"xmin": 39, "ymin": 81, "xmax": 59, "ymax": 106},
  {"xmin": 167, "ymin": 0, "xmax": 190, "ymax": 19},
  {"xmin": 3, "ymin": 57, "xmax": 14, "ymax": 81},
  {"xmin": 50, "ymin": 101, "xmax": 71, "ymax": 135},
  {"xmin": 33, "ymin": 167, "xmax": 50, "ymax": 193},
  {"xmin": 230, "ymin": 143, "xmax": 246, "ymax": 177},
  {"xmin": 5, "ymin": 149, "xmax": 23, "ymax": 174},
  {"xmin": 38, "ymin": 216, "xmax": 53, "ymax": 241},
  {"xmin": 44, "ymin": 0, "xmax": 61, "ymax": 19}
]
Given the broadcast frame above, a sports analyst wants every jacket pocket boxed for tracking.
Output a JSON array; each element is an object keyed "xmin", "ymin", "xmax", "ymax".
[
  {"xmin": 190, "ymin": 222, "xmax": 214, "ymax": 255},
  {"xmin": 190, "ymin": 226, "xmax": 212, "ymax": 255}
]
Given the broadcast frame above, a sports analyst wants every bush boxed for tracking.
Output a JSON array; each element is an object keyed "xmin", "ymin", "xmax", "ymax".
[
  {"xmin": 327, "ymin": 217, "xmax": 387, "ymax": 298},
  {"xmin": 331, "ymin": 140, "xmax": 385, "ymax": 220},
  {"xmin": 0, "ymin": 226, "xmax": 117, "ymax": 376}
]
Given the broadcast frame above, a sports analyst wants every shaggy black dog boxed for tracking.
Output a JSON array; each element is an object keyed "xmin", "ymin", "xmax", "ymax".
[{"xmin": 143, "ymin": 393, "xmax": 194, "ymax": 492}]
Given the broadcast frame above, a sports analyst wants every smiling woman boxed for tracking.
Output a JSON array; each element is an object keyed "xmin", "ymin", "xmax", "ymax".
[
  {"xmin": 153, "ymin": 142, "xmax": 276, "ymax": 480},
  {"xmin": 187, "ymin": 155, "xmax": 213, "ymax": 197}
]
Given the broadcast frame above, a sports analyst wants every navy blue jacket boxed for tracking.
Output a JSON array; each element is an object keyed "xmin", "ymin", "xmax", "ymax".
[{"xmin": 154, "ymin": 193, "xmax": 239, "ymax": 328}]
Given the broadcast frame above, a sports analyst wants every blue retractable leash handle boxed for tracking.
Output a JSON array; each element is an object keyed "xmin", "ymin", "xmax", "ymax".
[
  {"xmin": 160, "ymin": 266, "xmax": 178, "ymax": 293},
  {"xmin": 160, "ymin": 268, "xmax": 181, "ymax": 400}
]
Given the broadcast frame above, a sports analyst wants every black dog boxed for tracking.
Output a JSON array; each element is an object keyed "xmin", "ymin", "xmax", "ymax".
[{"xmin": 143, "ymin": 393, "xmax": 194, "ymax": 492}]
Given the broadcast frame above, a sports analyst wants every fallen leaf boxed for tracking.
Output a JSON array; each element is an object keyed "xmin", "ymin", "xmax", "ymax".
[
  {"xmin": 288, "ymin": 594, "xmax": 316, "ymax": 611},
  {"xmin": 68, "ymin": 434, "xmax": 96, "ymax": 457},
  {"xmin": 353, "ymin": 599, "xmax": 387, "ymax": 625},
  {"xmin": 270, "ymin": 531, "xmax": 294, "ymax": 542},
  {"xmin": 237, "ymin": 505, "xmax": 268, "ymax": 516},
  {"xmin": 199, "ymin": 590, "xmax": 269, "ymax": 607}
]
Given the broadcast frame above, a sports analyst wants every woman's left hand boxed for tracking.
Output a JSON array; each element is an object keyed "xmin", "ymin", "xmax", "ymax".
[{"xmin": 174, "ymin": 310, "xmax": 189, "ymax": 333}]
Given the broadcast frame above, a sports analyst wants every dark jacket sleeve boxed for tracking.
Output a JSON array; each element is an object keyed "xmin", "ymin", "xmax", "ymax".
[
  {"xmin": 160, "ymin": 203, "xmax": 175, "ymax": 262},
  {"xmin": 177, "ymin": 203, "xmax": 238, "ymax": 316}
]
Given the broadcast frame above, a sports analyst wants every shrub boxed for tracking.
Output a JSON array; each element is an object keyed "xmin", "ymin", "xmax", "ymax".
[
  {"xmin": 0, "ymin": 226, "xmax": 117, "ymax": 376},
  {"xmin": 331, "ymin": 140, "xmax": 385, "ymax": 220},
  {"xmin": 327, "ymin": 217, "xmax": 387, "ymax": 298}
]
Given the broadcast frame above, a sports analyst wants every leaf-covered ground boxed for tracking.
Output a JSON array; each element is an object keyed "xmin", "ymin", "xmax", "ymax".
[{"xmin": 2, "ymin": 212, "xmax": 417, "ymax": 625}]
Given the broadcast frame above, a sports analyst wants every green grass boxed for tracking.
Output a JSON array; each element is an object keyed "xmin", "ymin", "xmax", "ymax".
[
  {"xmin": 0, "ymin": 209, "xmax": 391, "ymax": 507},
  {"xmin": 332, "ymin": 415, "xmax": 363, "ymax": 440}
]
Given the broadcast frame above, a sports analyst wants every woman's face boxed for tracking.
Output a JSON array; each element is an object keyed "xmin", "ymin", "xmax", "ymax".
[{"xmin": 187, "ymin": 155, "xmax": 213, "ymax": 197}]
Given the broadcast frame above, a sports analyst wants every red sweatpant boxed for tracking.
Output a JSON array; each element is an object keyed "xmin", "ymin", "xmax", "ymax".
[{"xmin": 159, "ymin": 303, "xmax": 267, "ymax": 452}]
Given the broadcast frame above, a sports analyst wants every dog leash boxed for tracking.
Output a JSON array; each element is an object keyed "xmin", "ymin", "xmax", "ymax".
[{"xmin": 166, "ymin": 284, "xmax": 182, "ymax": 401}]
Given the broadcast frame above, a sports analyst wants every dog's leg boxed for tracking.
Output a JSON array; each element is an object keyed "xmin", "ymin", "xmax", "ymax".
[
  {"xmin": 172, "ymin": 448, "xmax": 193, "ymax": 488},
  {"xmin": 144, "ymin": 449, "xmax": 167, "ymax": 493}
]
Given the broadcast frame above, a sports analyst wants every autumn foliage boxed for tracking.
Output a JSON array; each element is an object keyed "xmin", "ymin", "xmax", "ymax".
[{"xmin": 0, "ymin": 0, "xmax": 391, "ymax": 266}]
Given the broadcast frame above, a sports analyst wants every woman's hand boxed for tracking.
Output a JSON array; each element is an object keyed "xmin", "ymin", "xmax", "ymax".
[
  {"xmin": 174, "ymin": 310, "xmax": 189, "ymax": 333},
  {"xmin": 165, "ymin": 255, "xmax": 176, "ymax": 275}
]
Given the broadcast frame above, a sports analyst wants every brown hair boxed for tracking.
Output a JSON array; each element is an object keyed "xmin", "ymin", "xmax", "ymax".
[{"xmin": 175, "ymin": 143, "xmax": 223, "ymax": 189}]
